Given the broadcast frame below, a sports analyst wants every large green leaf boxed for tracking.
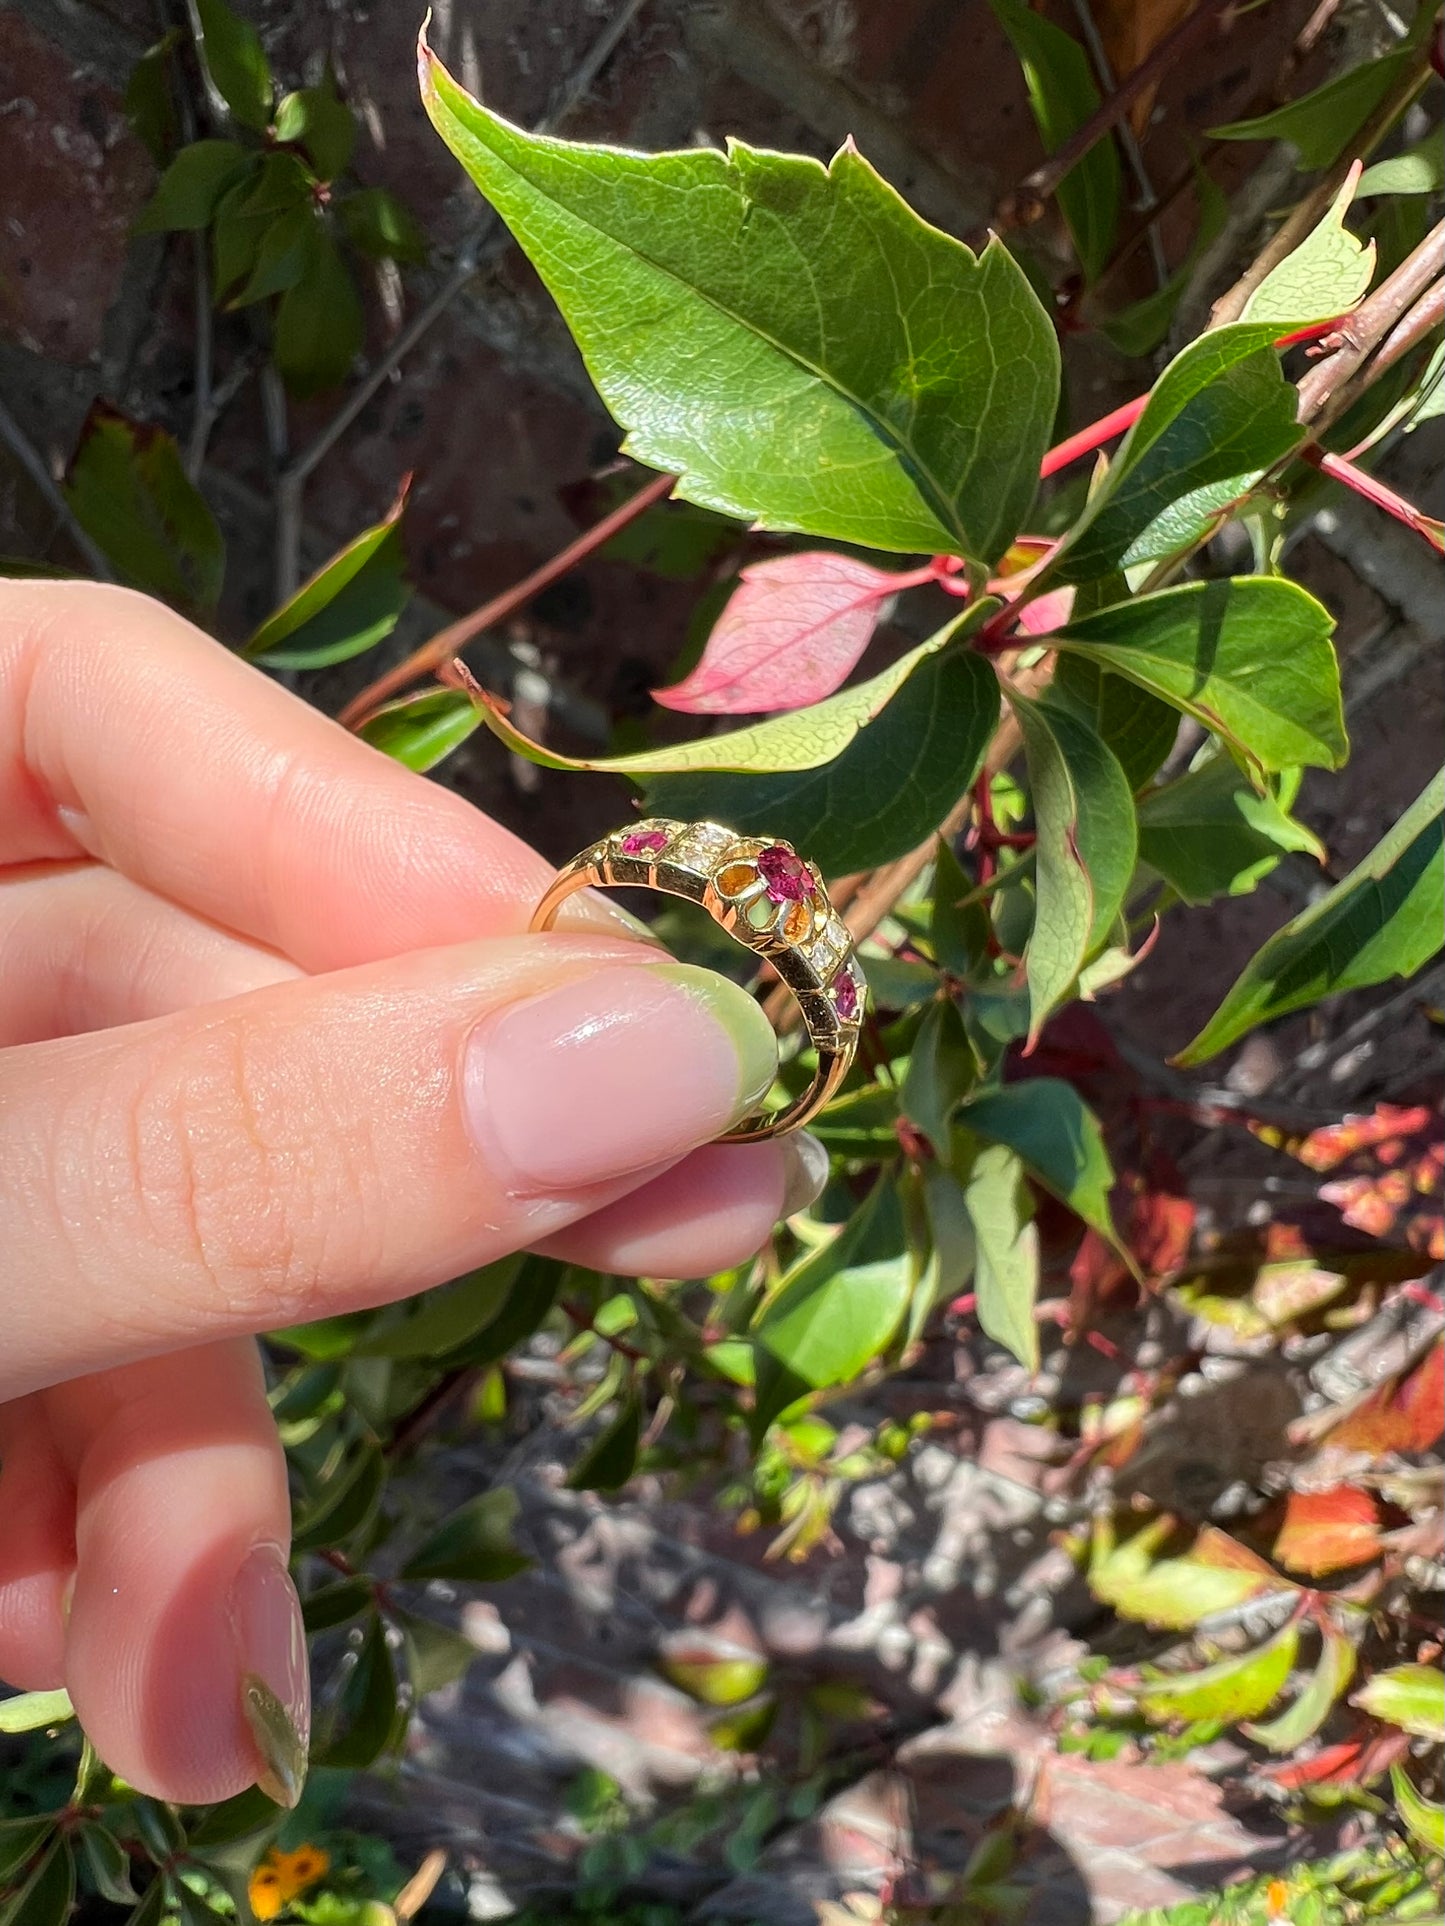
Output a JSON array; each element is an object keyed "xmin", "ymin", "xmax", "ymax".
[
  {"xmin": 0, "ymin": 1838, "xmax": 73, "ymax": 1926},
  {"xmin": 1051, "ymin": 324, "xmax": 1304, "ymax": 581},
  {"xmin": 64, "ymin": 406, "xmax": 224, "ymax": 618},
  {"xmin": 400, "ymin": 1487, "xmax": 531, "ymax": 1583},
  {"xmin": 900, "ymin": 997, "xmax": 977, "ymax": 1152},
  {"xmin": 352, "ymin": 1258, "xmax": 520, "ymax": 1359},
  {"xmin": 211, "ymin": 152, "xmax": 312, "ymax": 302},
  {"xmin": 273, "ymin": 227, "xmax": 363, "ymax": 396},
  {"xmin": 194, "ymin": 0, "xmax": 273, "ymax": 134},
  {"xmin": 958, "ymin": 1136, "xmax": 1039, "ymax": 1370},
  {"xmin": 245, "ymin": 488, "xmax": 410, "ymax": 668},
  {"xmin": 1136, "ymin": 1622, "xmax": 1298, "ymax": 1726},
  {"xmin": 1049, "ymin": 579, "xmax": 1346, "ymax": 774},
  {"xmin": 1089, "ymin": 1518, "xmax": 1291, "ymax": 1631},
  {"xmin": 1243, "ymin": 1621, "xmax": 1357, "ymax": 1752},
  {"xmin": 987, "ymin": 0, "xmax": 1120, "ymax": 281},
  {"xmin": 1352, "ymin": 1662, "xmax": 1445, "ymax": 1741},
  {"xmin": 1010, "ymin": 689, "xmax": 1137, "ymax": 1040},
  {"xmin": 1392, "ymin": 1765, "xmax": 1445, "ymax": 1856},
  {"xmin": 1138, "ymin": 755, "xmax": 1324, "ymax": 905},
  {"xmin": 1211, "ymin": 49, "xmax": 1417, "ymax": 170},
  {"xmin": 358, "ymin": 689, "xmax": 482, "ymax": 773},
  {"xmin": 1178, "ymin": 770, "xmax": 1444, "ymax": 1063},
  {"xmin": 1050, "ymin": 654, "xmax": 1181, "ymax": 792},
  {"xmin": 961, "ymin": 1078, "xmax": 1119, "ymax": 1248},
  {"xmin": 754, "ymin": 1178, "xmax": 911, "ymax": 1392},
  {"xmin": 421, "ymin": 43, "xmax": 1058, "ymax": 563},
  {"xmin": 134, "ymin": 139, "xmax": 257, "ymax": 231},
  {"xmin": 648, "ymin": 641, "xmax": 998, "ymax": 874}
]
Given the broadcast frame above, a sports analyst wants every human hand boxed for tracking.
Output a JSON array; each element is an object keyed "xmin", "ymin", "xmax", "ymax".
[{"xmin": 0, "ymin": 582, "xmax": 826, "ymax": 1806}]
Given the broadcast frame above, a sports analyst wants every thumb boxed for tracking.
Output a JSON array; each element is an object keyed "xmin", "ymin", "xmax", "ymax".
[{"xmin": 2, "ymin": 934, "xmax": 777, "ymax": 1399}]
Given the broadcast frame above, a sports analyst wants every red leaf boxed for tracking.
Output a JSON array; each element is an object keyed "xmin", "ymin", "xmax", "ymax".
[
  {"xmin": 1295, "ymin": 1103, "xmax": 1437, "ymax": 1173},
  {"xmin": 1273, "ymin": 1486, "xmax": 1383, "ymax": 1577},
  {"xmin": 653, "ymin": 551, "xmax": 905, "ymax": 714},
  {"xmin": 1327, "ymin": 1345, "xmax": 1444, "ymax": 1455},
  {"xmin": 1259, "ymin": 1728, "xmax": 1409, "ymax": 1789},
  {"xmin": 1015, "ymin": 585, "xmax": 1076, "ymax": 635}
]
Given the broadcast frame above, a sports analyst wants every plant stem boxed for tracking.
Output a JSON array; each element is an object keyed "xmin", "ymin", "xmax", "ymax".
[
  {"xmin": 339, "ymin": 468, "xmax": 678, "ymax": 728},
  {"xmin": 1299, "ymin": 444, "xmax": 1445, "ymax": 550},
  {"xmin": 1039, "ymin": 394, "xmax": 1148, "ymax": 478},
  {"xmin": 1297, "ymin": 221, "xmax": 1445, "ymax": 426}
]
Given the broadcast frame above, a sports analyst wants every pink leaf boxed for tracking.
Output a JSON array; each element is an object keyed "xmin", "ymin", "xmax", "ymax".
[
  {"xmin": 653, "ymin": 552, "xmax": 903, "ymax": 715},
  {"xmin": 1016, "ymin": 586, "xmax": 1076, "ymax": 635}
]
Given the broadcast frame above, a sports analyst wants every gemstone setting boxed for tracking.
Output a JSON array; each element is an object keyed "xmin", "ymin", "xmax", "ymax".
[
  {"xmin": 833, "ymin": 971, "xmax": 859, "ymax": 1021},
  {"xmin": 621, "ymin": 829, "xmax": 669, "ymax": 855},
  {"xmin": 758, "ymin": 845, "xmax": 815, "ymax": 904}
]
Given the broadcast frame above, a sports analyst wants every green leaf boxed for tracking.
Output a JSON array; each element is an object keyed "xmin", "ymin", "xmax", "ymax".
[
  {"xmin": 246, "ymin": 488, "xmax": 409, "ymax": 668},
  {"xmin": 1051, "ymin": 325, "xmax": 1305, "ymax": 581},
  {"xmin": 194, "ymin": 0, "xmax": 273, "ymax": 134},
  {"xmin": 0, "ymin": 1839, "xmax": 73, "ymax": 1926},
  {"xmin": 961, "ymin": 1078, "xmax": 1119, "ymax": 1248},
  {"xmin": 1243, "ymin": 1621, "xmax": 1357, "ymax": 1752},
  {"xmin": 121, "ymin": 1881, "xmax": 168, "ymax": 1926},
  {"xmin": 0, "ymin": 1688, "xmax": 74, "ymax": 1733},
  {"xmin": 65, "ymin": 405, "xmax": 224, "ymax": 618},
  {"xmin": 358, "ymin": 688, "xmax": 482, "ymax": 773},
  {"xmin": 211, "ymin": 151, "xmax": 312, "ymax": 302},
  {"xmin": 1240, "ymin": 171, "xmax": 1376, "ymax": 327},
  {"xmin": 754, "ymin": 1177, "xmax": 911, "ymax": 1391},
  {"xmin": 338, "ymin": 187, "xmax": 428, "ymax": 264},
  {"xmin": 77, "ymin": 1824, "xmax": 137, "ymax": 1906},
  {"xmin": 0, "ymin": 1819, "xmax": 55, "ymax": 1884},
  {"xmin": 809, "ymin": 1081, "xmax": 901, "ymax": 1156},
  {"xmin": 901, "ymin": 998, "xmax": 976, "ymax": 1152},
  {"xmin": 438, "ymin": 1255, "xmax": 565, "ymax": 1369},
  {"xmin": 957, "ymin": 1136, "xmax": 1039, "ymax": 1370},
  {"xmin": 186, "ymin": 1787, "xmax": 283, "ymax": 1853},
  {"xmin": 300, "ymin": 1576, "xmax": 373, "ymax": 1634},
  {"xmin": 401, "ymin": 1487, "xmax": 531, "ymax": 1583},
  {"xmin": 1358, "ymin": 136, "xmax": 1445, "ymax": 198},
  {"xmin": 987, "ymin": 0, "xmax": 1120, "ymax": 281},
  {"xmin": 394, "ymin": 1607, "xmax": 478, "ymax": 1698},
  {"xmin": 1353, "ymin": 1662, "xmax": 1445, "ymax": 1741},
  {"xmin": 1178, "ymin": 769, "xmax": 1444, "ymax": 1063},
  {"xmin": 1391, "ymin": 1765, "xmax": 1445, "ymax": 1856},
  {"xmin": 135, "ymin": 138, "xmax": 254, "ymax": 231},
  {"xmin": 649, "ymin": 637, "xmax": 999, "ymax": 875},
  {"xmin": 124, "ymin": 31, "xmax": 183, "ymax": 166},
  {"xmin": 1050, "ymin": 654, "xmax": 1181, "ymax": 791},
  {"xmin": 1139, "ymin": 755, "xmax": 1323, "ymax": 904},
  {"xmin": 1137, "ymin": 1622, "xmax": 1298, "ymax": 1725},
  {"xmin": 568, "ymin": 1390, "xmax": 643, "ymax": 1493},
  {"xmin": 1010, "ymin": 689, "xmax": 1137, "ymax": 1040},
  {"xmin": 911, "ymin": 1162, "xmax": 977, "ymax": 1350},
  {"xmin": 659, "ymin": 1652, "xmax": 769, "ymax": 1706},
  {"xmin": 930, "ymin": 837, "xmax": 991, "ymax": 977},
  {"xmin": 274, "ymin": 76, "xmax": 356, "ymax": 180},
  {"xmin": 228, "ymin": 203, "xmax": 318, "ymax": 308},
  {"xmin": 421, "ymin": 43, "xmax": 1059, "ymax": 563},
  {"xmin": 321, "ymin": 1615, "xmax": 400, "ymax": 1769},
  {"xmin": 1051, "ymin": 578, "xmax": 1346, "ymax": 774},
  {"xmin": 1211, "ymin": 50, "xmax": 1416, "ymax": 170},
  {"xmin": 1089, "ymin": 1518, "xmax": 1291, "ymax": 1631},
  {"xmin": 290, "ymin": 1443, "xmax": 384, "ymax": 1554},
  {"xmin": 273, "ymin": 229, "xmax": 364, "ymax": 397},
  {"xmin": 353, "ymin": 1259, "xmax": 519, "ymax": 1359}
]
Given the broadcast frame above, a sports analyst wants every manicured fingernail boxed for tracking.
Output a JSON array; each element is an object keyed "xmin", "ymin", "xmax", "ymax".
[
  {"xmin": 231, "ymin": 1544, "xmax": 309, "ymax": 1808},
  {"xmin": 780, "ymin": 1132, "xmax": 830, "ymax": 1218},
  {"xmin": 467, "ymin": 962, "xmax": 777, "ymax": 1191}
]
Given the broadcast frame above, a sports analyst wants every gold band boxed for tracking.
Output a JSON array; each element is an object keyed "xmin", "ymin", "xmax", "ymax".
[{"xmin": 530, "ymin": 820, "xmax": 864, "ymax": 1141}]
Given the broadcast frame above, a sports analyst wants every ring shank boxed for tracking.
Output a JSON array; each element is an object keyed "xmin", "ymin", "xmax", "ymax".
[{"xmin": 529, "ymin": 856, "xmax": 851, "ymax": 1141}]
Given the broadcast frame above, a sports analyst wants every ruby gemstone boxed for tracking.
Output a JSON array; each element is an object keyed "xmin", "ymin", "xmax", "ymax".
[
  {"xmin": 758, "ymin": 845, "xmax": 815, "ymax": 904},
  {"xmin": 834, "ymin": 973, "xmax": 859, "ymax": 1020},
  {"xmin": 621, "ymin": 830, "xmax": 669, "ymax": 854}
]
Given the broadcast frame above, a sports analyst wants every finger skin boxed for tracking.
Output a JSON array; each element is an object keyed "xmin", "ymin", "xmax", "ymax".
[
  {"xmin": 538, "ymin": 1142, "xmax": 788, "ymax": 1275},
  {"xmin": 0, "ymin": 579, "xmax": 644, "ymax": 963},
  {"xmin": 0, "ymin": 1397, "xmax": 74, "ymax": 1689}
]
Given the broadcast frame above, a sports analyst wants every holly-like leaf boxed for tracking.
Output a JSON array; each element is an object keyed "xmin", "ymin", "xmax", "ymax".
[
  {"xmin": 1136, "ymin": 1621, "xmax": 1299, "ymax": 1725},
  {"xmin": 1353, "ymin": 1663, "xmax": 1445, "ymax": 1741},
  {"xmin": 654, "ymin": 552, "xmax": 903, "ymax": 715},
  {"xmin": 754, "ymin": 1178, "xmax": 911, "ymax": 1393},
  {"xmin": 1241, "ymin": 168, "xmax": 1376, "ymax": 327},
  {"xmin": 568, "ymin": 1390, "xmax": 642, "ymax": 1493},
  {"xmin": 1211, "ymin": 49, "xmax": 1418, "ymax": 170},
  {"xmin": 1177, "ymin": 769, "xmax": 1443, "ymax": 1063},
  {"xmin": 1050, "ymin": 579, "xmax": 1346, "ymax": 775},
  {"xmin": 959, "ymin": 1137, "xmax": 1040, "ymax": 1371},
  {"xmin": 64, "ymin": 406, "xmax": 224, "ymax": 618},
  {"xmin": 401, "ymin": 1487, "xmax": 531, "ymax": 1583},
  {"xmin": 901, "ymin": 998, "xmax": 976, "ymax": 1153},
  {"xmin": 1050, "ymin": 324, "xmax": 1305, "ymax": 581},
  {"xmin": 358, "ymin": 689, "xmax": 482, "ymax": 773},
  {"xmin": 1273, "ymin": 1485, "xmax": 1383, "ymax": 1577},
  {"xmin": 1138, "ymin": 755, "xmax": 1324, "ymax": 905},
  {"xmin": 273, "ymin": 227, "xmax": 364, "ymax": 395},
  {"xmin": 648, "ymin": 637, "xmax": 999, "ymax": 875},
  {"xmin": 1243, "ymin": 1620, "xmax": 1358, "ymax": 1752},
  {"xmin": 337, "ymin": 186, "xmax": 429, "ymax": 264},
  {"xmin": 194, "ymin": 0, "xmax": 273, "ymax": 134},
  {"xmin": 420, "ymin": 39, "xmax": 1058, "ymax": 563},
  {"xmin": 135, "ymin": 139, "xmax": 256, "ymax": 231},
  {"xmin": 960, "ymin": 1078, "xmax": 1121, "ymax": 1250},
  {"xmin": 987, "ymin": 0, "xmax": 1121, "ymax": 281},
  {"xmin": 1010, "ymin": 690, "xmax": 1137, "ymax": 1041},
  {"xmin": 274, "ymin": 75, "xmax": 356, "ymax": 180},
  {"xmin": 246, "ymin": 485, "xmax": 410, "ymax": 668},
  {"xmin": 1089, "ymin": 1517, "xmax": 1291, "ymax": 1631},
  {"xmin": 1392, "ymin": 1764, "xmax": 1445, "ymax": 1855},
  {"xmin": 0, "ymin": 1688, "xmax": 74, "ymax": 1733}
]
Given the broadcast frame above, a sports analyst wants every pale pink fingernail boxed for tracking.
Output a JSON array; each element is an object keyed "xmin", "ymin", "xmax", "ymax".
[
  {"xmin": 230, "ymin": 1544, "xmax": 310, "ymax": 1807},
  {"xmin": 465, "ymin": 963, "xmax": 777, "ymax": 1192}
]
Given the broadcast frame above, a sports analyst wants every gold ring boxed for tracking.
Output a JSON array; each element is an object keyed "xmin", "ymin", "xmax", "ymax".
[{"xmin": 530, "ymin": 820, "xmax": 865, "ymax": 1141}]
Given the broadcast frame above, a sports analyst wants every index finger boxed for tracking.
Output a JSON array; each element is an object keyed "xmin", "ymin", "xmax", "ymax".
[{"xmin": 0, "ymin": 580, "xmax": 635, "ymax": 969}]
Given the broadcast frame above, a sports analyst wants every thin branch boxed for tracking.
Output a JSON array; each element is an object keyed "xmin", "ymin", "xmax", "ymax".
[
  {"xmin": 338, "ymin": 467, "xmax": 677, "ymax": 728},
  {"xmin": 1067, "ymin": 0, "xmax": 1169, "ymax": 288},
  {"xmin": 1368, "ymin": 276, "xmax": 1445, "ymax": 384},
  {"xmin": 1299, "ymin": 443, "xmax": 1444, "ymax": 551},
  {"xmin": 1040, "ymin": 393, "xmax": 1147, "ymax": 477},
  {"xmin": 0, "ymin": 397, "xmax": 116, "ymax": 581},
  {"xmin": 1296, "ymin": 219, "xmax": 1445, "ymax": 423}
]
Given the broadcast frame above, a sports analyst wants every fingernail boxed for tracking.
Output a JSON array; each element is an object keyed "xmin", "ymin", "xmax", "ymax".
[
  {"xmin": 231, "ymin": 1544, "xmax": 310, "ymax": 1808},
  {"xmin": 780, "ymin": 1132, "xmax": 830, "ymax": 1218},
  {"xmin": 467, "ymin": 962, "xmax": 777, "ymax": 1191}
]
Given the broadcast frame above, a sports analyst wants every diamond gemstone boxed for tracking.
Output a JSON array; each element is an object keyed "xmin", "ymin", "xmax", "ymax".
[{"xmin": 758, "ymin": 845, "xmax": 815, "ymax": 904}]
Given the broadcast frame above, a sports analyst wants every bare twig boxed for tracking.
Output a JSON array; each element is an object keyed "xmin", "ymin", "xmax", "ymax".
[
  {"xmin": 1067, "ymin": 0, "xmax": 1169, "ymax": 288},
  {"xmin": 0, "ymin": 396, "xmax": 116, "ymax": 581},
  {"xmin": 1367, "ymin": 277, "xmax": 1445, "ymax": 384},
  {"xmin": 338, "ymin": 468, "xmax": 677, "ymax": 728},
  {"xmin": 1296, "ymin": 218, "xmax": 1445, "ymax": 423}
]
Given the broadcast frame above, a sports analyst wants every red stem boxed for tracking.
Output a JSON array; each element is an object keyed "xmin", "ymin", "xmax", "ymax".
[
  {"xmin": 1300, "ymin": 444, "xmax": 1445, "ymax": 550},
  {"xmin": 1039, "ymin": 395, "xmax": 1148, "ymax": 479}
]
